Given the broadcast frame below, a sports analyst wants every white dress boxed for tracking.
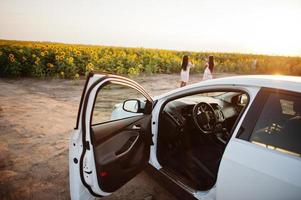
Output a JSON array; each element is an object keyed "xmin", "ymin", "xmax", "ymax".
[
  {"xmin": 202, "ymin": 66, "xmax": 213, "ymax": 81},
  {"xmin": 180, "ymin": 62, "xmax": 194, "ymax": 82}
]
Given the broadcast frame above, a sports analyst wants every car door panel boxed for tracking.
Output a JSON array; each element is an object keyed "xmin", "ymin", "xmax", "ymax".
[
  {"xmin": 217, "ymin": 88, "xmax": 301, "ymax": 200},
  {"xmin": 91, "ymin": 115, "xmax": 145, "ymax": 146},
  {"xmin": 218, "ymin": 139, "xmax": 301, "ymax": 200},
  {"xmin": 77, "ymin": 73, "xmax": 153, "ymax": 197},
  {"xmin": 92, "ymin": 115, "xmax": 151, "ymax": 193}
]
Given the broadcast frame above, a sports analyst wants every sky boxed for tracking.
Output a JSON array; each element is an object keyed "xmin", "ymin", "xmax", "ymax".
[{"xmin": 0, "ymin": 0, "xmax": 300, "ymax": 56}]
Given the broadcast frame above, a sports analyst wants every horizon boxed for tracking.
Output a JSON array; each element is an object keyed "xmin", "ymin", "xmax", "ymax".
[
  {"xmin": 1, "ymin": 0, "xmax": 300, "ymax": 56},
  {"xmin": 2, "ymin": 38, "xmax": 301, "ymax": 58}
]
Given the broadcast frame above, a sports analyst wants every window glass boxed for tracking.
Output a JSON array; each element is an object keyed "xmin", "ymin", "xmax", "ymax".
[
  {"xmin": 92, "ymin": 82, "xmax": 146, "ymax": 125},
  {"xmin": 250, "ymin": 93, "xmax": 301, "ymax": 157}
]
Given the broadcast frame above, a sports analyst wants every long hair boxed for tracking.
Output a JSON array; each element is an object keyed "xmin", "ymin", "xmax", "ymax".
[
  {"xmin": 208, "ymin": 55, "xmax": 214, "ymax": 72},
  {"xmin": 182, "ymin": 55, "xmax": 189, "ymax": 71}
]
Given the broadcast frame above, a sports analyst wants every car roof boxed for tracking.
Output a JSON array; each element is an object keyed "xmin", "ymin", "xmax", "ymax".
[
  {"xmin": 201, "ymin": 75, "xmax": 301, "ymax": 91},
  {"xmin": 157, "ymin": 75, "xmax": 301, "ymax": 99}
]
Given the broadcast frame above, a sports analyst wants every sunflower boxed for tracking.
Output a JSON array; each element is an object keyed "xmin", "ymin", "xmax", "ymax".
[
  {"xmin": 67, "ymin": 57, "xmax": 74, "ymax": 64},
  {"xmin": 86, "ymin": 63, "xmax": 94, "ymax": 71}
]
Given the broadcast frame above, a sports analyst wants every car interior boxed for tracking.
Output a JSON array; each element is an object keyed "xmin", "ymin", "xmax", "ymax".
[{"xmin": 157, "ymin": 90, "xmax": 249, "ymax": 191}]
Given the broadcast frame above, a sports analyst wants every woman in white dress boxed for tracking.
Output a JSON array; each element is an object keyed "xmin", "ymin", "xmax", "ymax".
[
  {"xmin": 202, "ymin": 55, "xmax": 214, "ymax": 81},
  {"xmin": 180, "ymin": 55, "xmax": 194, "ymax": 87}
]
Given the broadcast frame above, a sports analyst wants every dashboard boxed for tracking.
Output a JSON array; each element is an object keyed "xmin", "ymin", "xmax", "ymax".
[{"xmin": 161, "ymin": 95, "xmax": 243, "ymax": 139}]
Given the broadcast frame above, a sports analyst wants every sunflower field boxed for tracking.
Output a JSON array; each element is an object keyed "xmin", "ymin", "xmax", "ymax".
[{"xmin": 0, "ymin": 39, "xmax": 301, "ymax": 78}]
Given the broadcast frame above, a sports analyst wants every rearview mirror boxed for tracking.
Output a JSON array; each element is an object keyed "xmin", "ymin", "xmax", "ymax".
[{"xmin": 122, "ymin": 99, "xmax": 141, "ymax": 113}]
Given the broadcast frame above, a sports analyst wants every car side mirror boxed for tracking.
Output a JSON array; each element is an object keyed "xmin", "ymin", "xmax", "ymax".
[{"xmin": 122, "ymin": 99, "xmax": 142, "ymax": 113}]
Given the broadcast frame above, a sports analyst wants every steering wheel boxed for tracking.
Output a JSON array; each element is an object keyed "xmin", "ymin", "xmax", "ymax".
[{"xmin": 192, "ymin": 102, "xmax": 217, "ymax": 134}]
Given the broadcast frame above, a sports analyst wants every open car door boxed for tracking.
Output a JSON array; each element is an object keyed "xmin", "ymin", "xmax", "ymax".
[{"xmin": 69, "ymin": 73, "xmax": 153, "ymax": 199}]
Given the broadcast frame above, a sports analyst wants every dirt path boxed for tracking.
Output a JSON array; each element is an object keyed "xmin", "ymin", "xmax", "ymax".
[{"xmin": 0, "ymin": 73, "xmax": 235, "ymax": 199}]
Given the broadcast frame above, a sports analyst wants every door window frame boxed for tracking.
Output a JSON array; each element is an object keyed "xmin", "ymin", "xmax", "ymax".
[
  {"xmin": 90, "ymin": 80, "xmax": 151, "ymax": 127},
  {"xmin": 75, "ymin": 73, "xmax": 93, "ymax": 129},
  {"xmin": 158, "ymin": 87, "xmax": 251, "ymax": 141}
]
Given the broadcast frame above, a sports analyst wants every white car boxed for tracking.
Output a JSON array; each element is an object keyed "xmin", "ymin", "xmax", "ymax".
[{"xmin": 69, "ymin": 73, "xmax": 301, "ymax": 200}]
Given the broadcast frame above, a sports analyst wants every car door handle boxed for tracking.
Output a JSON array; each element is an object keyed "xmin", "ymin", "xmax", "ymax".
[
  {"xmin": 132, "ymin": 124, "xmax": 141, "ymax": 130},
  {"xmin": 115, "ymin": 135, "xmax": 139, "ymax": 158}
]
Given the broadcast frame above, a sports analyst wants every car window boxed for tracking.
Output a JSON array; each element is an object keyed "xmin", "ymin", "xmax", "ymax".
[
  {"xmin": 250, "ymin": 93, "xmax": 301, "ymax": 157},
  {"xmin": 92, "ymin": 82, "xmax": 145, "ymax": 125}
]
